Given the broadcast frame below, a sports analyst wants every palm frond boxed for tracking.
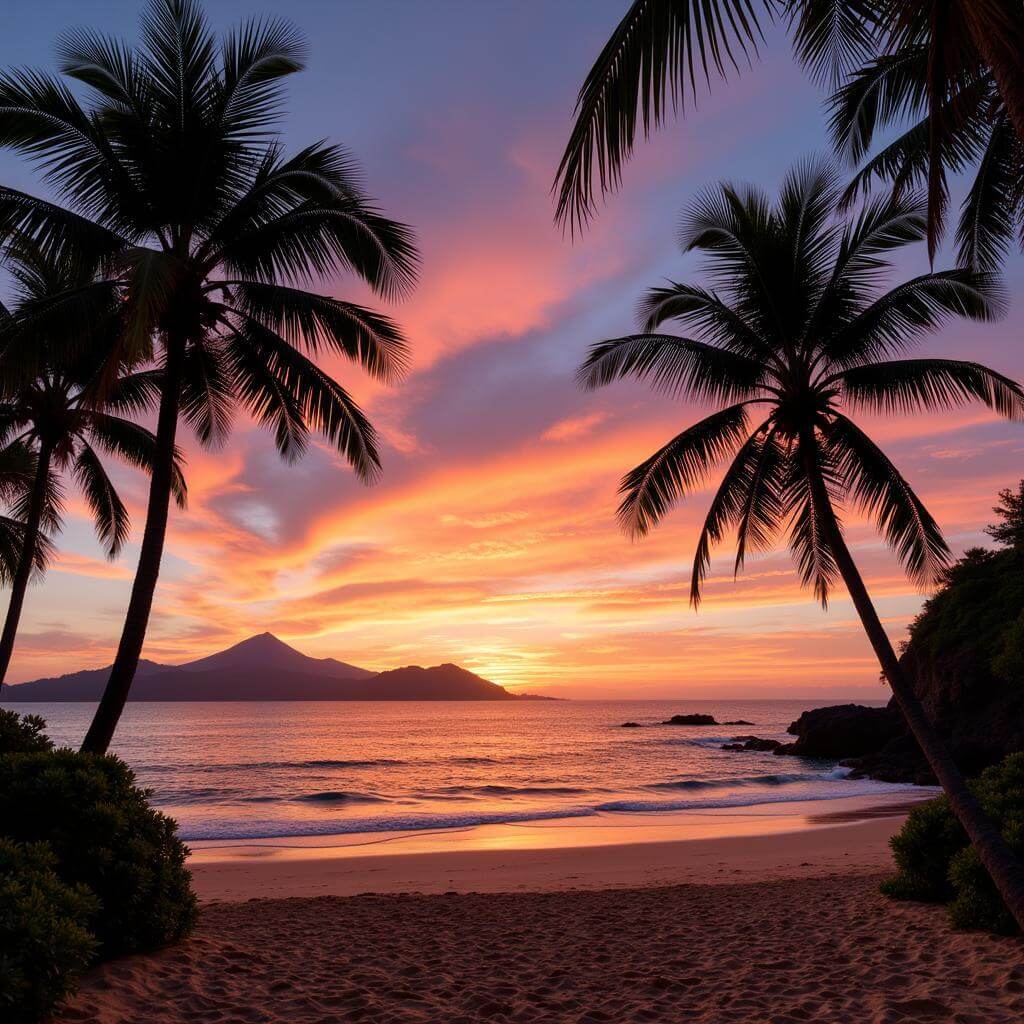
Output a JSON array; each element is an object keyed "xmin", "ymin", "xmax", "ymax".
[
  {"xmin": 679, "ymin": 180, "xmax": 803, "ymax": 342},
  {"xmin": 956, "ymin": 114, "xmax": 1020, "ymax": 272},
  {"xmin": 0, "ymin": 441, "xmax": 39, "ymax": 504},
  {"xmin": 0, "ymin": 515, "xmax": 54, "ymax": 583},
  {"xmin": 225, "ymin": 315, "xmax": 381, "ymax": 480},
  {"xmin": 211, "ymin": 143, "xmax": 419, "ymax": 298},
  {"xmin": 577, "ymin": 333, "xmax": 764, "ymax": 403},
  {"xmin": 85, "ymin": 412, "xmax": 188, "ymax": 509},
  {"xmin": 0, "ymin": 68, "xmax": 149, "ymax": 233},
  {"xmin": 72, "ymin": 440, "xmax": 129, "ymax": 557},
  {"xmin": 220, "ymin": 281, "xmax": 408, "ymax": 382},
  {"xmin": 216, "ymin": 15, "xmax": 306, "ymax": 138},
  {"xmin": 56, "ymin": 25, "xmax": 150, "ymax": 114},
  {"xmin": 826, "ymin": 413, "xmax": 949, "ymax": 586},
  {"xmin": 118, "ymin": 247, "xmax": 186, "ymax": 364},
  {"xmin": 829, "ymin": 46, "xmax": 930, "ymax": 164},
  {"xmin": 0, "ymin": 188, "xmax": 129, "ymax": 271},
  {"xmin": 784, "ymin": 437, "xmax": 841, "ymax": 607},
  {"xmin": 616, "ymin": 402, "xmax": 752, "ymax": 538},
  {"xmin": 690, "ymin": 420, "xmax": 778, "ymax": 607},
  {"xmin": 102, "ymin": 368, "xmax": 165, "ymax": 416},
  {"xmin": 778, "ymin": 156, "xmax": 840, "ymax": 279},
  {"xmin": 732, "ymin": 425, "xmax": 786, "ymax": 574},
  {"xmin": 824, "ymin": 269, "xmax": 1003, "ymax": 366},
  {"xmin": 788, "ymin": 0, "xmax": 877, "ymax": 87},
  {"xmin": 179, "ymin": 336, "xmax": 234, "ymax": 448},
  {"xmin": 637, "ymin": 281, "xmax": 773, "ymax": 362},
  {"xmin": 837, "ymin": 357, "xmax": 1024, "ymax": 419},
  {"xmin": 138, "ymin": 0, "xmax": 216, "ymax": 130},
  {"xmin": 553, "ymin": 0, "xmax": 771, "ymax": 230}
]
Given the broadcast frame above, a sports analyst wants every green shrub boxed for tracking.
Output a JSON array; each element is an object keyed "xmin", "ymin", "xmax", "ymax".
[
  {"xmin": 880, "ymin": 795, "xmax": 966, "ymax": 902},
  {"xmin": 0, "ymin": 748, "xmax": 197, "ymax": 956},
  {"xmin": 947, "ymin": 843, "xmax": 1020, "ymax": 935},
  {"xmin": 881, "ymin": 753, "xmax": 1024, "ymax": 933},
  {"xmin": 0, "ymin": 839, "xmax": 98, "ymax": 1024},
  {"xmin": 0, "ymin": 709, "xmax": 53, "ymax": 754}
]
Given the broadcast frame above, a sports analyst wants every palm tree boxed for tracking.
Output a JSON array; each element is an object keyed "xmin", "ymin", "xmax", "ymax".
[
  {"xmin": 577, "ymin": 160, "xmax": 1024, "ymax": 928},
  {"xmin": 0, "ymin": 238, "xmax": 187, "ymax": 689},
  {"xmin": 553, "ymin": 0, "xmax": 1024, "ymax": 249},
  {"xmin": 0, "ymin": 0, "xmax": 417, "ymax": 751}
]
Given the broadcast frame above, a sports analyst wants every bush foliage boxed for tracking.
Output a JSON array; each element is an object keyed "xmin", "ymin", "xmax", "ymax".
[
  {"xmin": 0, "ymin": 708, "xmax": 54, "ymax": 754},
  {"xmin": 882, "ymin": 753, "xmax": 1024, "ymax": 934},
  {"xmin": 0, "ymin": 839, "xmax": 98, "ymax": 1024},
  {"xmin": 0, "ymin": 744, "xmax": 197, "ymax": 956}
]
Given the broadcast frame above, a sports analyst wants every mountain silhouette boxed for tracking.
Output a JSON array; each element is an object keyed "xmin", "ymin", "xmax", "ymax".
[
  {"xmin": 1, "ymin": 634, "xmax": 552, "ymax": 702},
  {"xmin": 178, "ymin": 632, "xmax": 372, "ymax": 680}
]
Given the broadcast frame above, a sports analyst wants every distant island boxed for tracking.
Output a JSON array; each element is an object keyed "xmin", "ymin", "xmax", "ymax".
[{"xmin": 0, "ymin": 633, "xmax": 557, "ymax": 702}]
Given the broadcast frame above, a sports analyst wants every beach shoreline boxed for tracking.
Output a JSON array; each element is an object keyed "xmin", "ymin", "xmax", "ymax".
[
  {"xmin": 59, "ymin": 798, "xmax": 1024, "ymax": 1024},
  {"xmin": 186, "ymin": 792, "xmax": 930, "ymax": 901}
]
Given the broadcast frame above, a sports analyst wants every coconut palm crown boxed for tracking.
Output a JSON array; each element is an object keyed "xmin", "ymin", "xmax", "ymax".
[
  {"xmin": 0, "ymin": 0, "xmax": 418, "ymax": 750},
  {"xmin": 580, "ymin": 161, "xmax": 1019, "ymax": 605}
]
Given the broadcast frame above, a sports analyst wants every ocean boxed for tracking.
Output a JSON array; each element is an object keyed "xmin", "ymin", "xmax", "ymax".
[{"xmin": 14, "ymin": 699, "xmax": 919, "ymax": 842}]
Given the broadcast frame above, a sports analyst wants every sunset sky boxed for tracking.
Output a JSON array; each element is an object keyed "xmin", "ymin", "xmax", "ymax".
[{"xmin": 3, "ymin": 1, "xmax": 1023, "ymax": 697}]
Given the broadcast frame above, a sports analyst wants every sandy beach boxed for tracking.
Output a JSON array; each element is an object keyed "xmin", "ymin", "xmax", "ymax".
[{"xmin": 57, "ymin": 797, "xmax": 1023, "ymax": 1024}]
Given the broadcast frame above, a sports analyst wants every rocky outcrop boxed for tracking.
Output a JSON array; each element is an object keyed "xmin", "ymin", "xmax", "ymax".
[
  {"xmin": 721, "ymin": 736, "xmax": 784, "ymax": 753},
  {"xmin": 620, "ymin": 722, "xmax": 642, "ymax": 728},
  {"xmin": 662, "ymin": 714, "xmax": 718, "ymax": 726},
  {"xmin": 785, "ymin": 704, "xmax": 904, "ymax": 759}
]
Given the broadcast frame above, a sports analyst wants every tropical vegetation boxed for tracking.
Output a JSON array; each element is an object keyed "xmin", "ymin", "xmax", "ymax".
[
  {"xmin": 0, "ymin": 746, "xmax": 196, "ymax": 955},
  {"xmin": 0, "ymin": 710, "xmax": 196, "ymax": 1019},
  {"xmin": 554, "ymin": 0, "xmax": 1024, "ymax": 261},
  {"xmin": 0, "ymin": 235, "xmax": 186, "ymax": 688},
  {"xmin": 0, "ymin": 442, "xmax": 54, "ymax": 595},
  {"xmin": 0, "ymin": 0, "xmax": 418, "ymax": 751},
  {"xmin": 883, "ymin": 753, "xmax": 1024, "ymax": 934},
  {"xmin": 0, "ymin": 838, "xmax": 98, "ymax": 1024},
  {"xmin": 576, "ymin": 159, "xmax": 1024, "ymax": 928}
]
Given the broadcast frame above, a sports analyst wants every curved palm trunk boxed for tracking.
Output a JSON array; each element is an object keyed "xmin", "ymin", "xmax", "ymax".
[
  {"xmin": 962, "ymin": 1, "xmax": 1024, "ymax": 144},
  {"xmin": 802, "ymin": 442, "xmax": 1024, "ymax": 931},
  {"xmin": 0, "ymin": 442, "xmax": 52, "ymax": 690},
  {"xmin": 81, "ymin": 340, "xmax": 184, "ymax": 754}
]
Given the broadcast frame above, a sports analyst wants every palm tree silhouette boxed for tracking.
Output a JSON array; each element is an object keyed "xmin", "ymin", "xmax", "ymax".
[
  {"xmin": 578, "ymin": 160, "xmax": 1024, "ymax": 927},
  {"xmin": 0, "ymin": 238, "xmax": 186, "ymax": 689},
  {"xmin": 0, "ymin": 0, "xmax": 418, "ymax": 750},
  {"xmin": 554, "ymin": 0, "xmax": 1024, "ymax": 253}
]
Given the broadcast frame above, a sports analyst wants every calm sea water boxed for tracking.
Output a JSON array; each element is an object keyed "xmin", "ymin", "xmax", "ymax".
[{"xmin": 11, "ymin": 699, "xmax": 916, "ymax": 842}]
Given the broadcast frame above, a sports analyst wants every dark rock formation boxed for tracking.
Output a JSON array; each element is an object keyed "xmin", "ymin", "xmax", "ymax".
[
  {"xmin": 620, "ymin": 721, "xmax": 642, "ymax": 728},
  {"xmin": 721, "ymin": 736, "xmax": 784, "ymax": 752},
  {"xmin": 661, "ymin": 714, "xmax": 718, "ymax": 726},
  {"xmin": 723, "ymin": 719, "xmax": 754, "ymax": 725},
  {"xmin": 785, "ymin": 704, "xmax": 904, "ymax": 759}
]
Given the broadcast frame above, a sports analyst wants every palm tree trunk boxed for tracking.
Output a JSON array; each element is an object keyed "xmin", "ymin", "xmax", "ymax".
[
  {"xmin": 81, "ymin": 339, "xmax": 185, "ymax": 754},
  {"xmin": 801, "ymin": 442, "xmax": 1024, "ymax": 931},
  {"xmin": 962, "ymin": 1, "xmax": 1024, "ymax": 144},
  {"xmin": 0, "ymin": 442, "xmax": 52, "ymax": 690}
]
